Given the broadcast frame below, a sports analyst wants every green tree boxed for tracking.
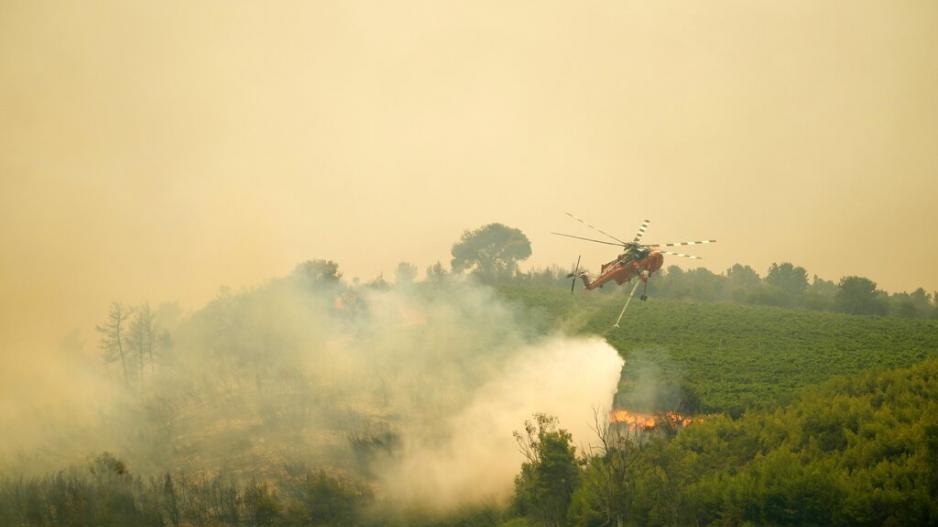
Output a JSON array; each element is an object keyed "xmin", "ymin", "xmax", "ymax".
[
  {"xmin": 293, "ymin": 259, "xmax": 342, "ymax": 287},
  {"xmin": 514, "ymin": 414, "xmax": 580, "ymax": 527},
  {"xmin": 654, "ymin": 266, "xmax": 686, "ymax": 298},
  {"xmin": 242, "ymin": 479, "xmax": 281, "ymax": 527},
  {"xmin": 890, "ymin": 288, "xmax": 933, "ymax": 318},
  {"xmin": 283, "ymin": 470, "xmax": 372, "ymax": 526},
  {"xmin": 685, "ymin": 268, "xmax": 725, "ymax": 302},
  {"xmin": 425, "ymin": 261, "xmax": 448, "ymax": 282},
  {"xmin": 836, "ymin": 276, "xmax": 888, "ymax": 315},
  {"xmin": 725, "ymin": 264, "xmax": 761, "ymax": 301},
  {"xmin": 451, "ymin": 223, "xmax": 532, "ymax": 281},
  {"xmin": 128, "ymin": 303, "xmax": 163, "ymax": 382},
  {"xmin": 766, "ymin": 262, "xmax": 808, "ymax": 297},
  {"xmin": 909, "ymin": 287, "xmax": 932, "ymax": 315},
  {"xmin": 804, "ymin": 275, "xmax": 838, "ymax": 310},
  {"xmin": 890, "ymin": 292, "xmax": 921, "ymax": 318},
  {"xmin": 569, "ymin": 413, "xmax": 642, "ymax": 527},
  {"xmin": 394, "ymin": 261, "xmax": 418, "ymax": 285},
  {"xmin": 366, "ymin": 273, "xmax": 389, "ymax": 290},
  {"xmin": 162, "ymin": 474, "xmax": 180, "ymax": 527}
]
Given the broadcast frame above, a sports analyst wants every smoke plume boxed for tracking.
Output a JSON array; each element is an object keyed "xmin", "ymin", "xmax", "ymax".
[{"xmin": 0, "ymin": 264, "xmax": 622, "ymax": 511}]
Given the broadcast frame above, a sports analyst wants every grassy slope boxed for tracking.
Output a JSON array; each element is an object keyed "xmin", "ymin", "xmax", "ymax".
[{"xmin": 496, "ymin": 284, "xmax": 938, "ymax": 413}]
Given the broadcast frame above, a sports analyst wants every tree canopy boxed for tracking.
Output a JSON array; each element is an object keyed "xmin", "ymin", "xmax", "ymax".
[
  {"xmin": 836, "ymin": 276, "xmax": 888, "ymax": 315},
  {"xmin": 451, "ymin": 223, "xmax": 532, "ymax": 280},
  {"xmin": 766, "ymin": 262, "xmax": 809, "ymax": 296}
]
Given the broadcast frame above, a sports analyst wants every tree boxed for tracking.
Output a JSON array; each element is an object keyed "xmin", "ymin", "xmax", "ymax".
[
  {"xmin": 525, "ymin": 265, "xmax": 566, "ymax": 288},
  {"xmin": 97, "ymin": 303, "xmax": 131, "ymax": 386},
  {"xmin": 293, "ymin": 260, "xmax": 342, "ymax": 288},
  {"xmin": 765, "ymin": 262, "xmax": 808, "ymax": 297},
  {"xmin": 804, "ymin": 275, "xmax": 838, "ymax": 311},
  {"xmin": 912, "ymin": 288, "xmax": 931, "ymax": 305},
  {"xmin": 128, "ymin": 303, "xmax": 160, "ymax": 383},
  {"xmin": 569, "ymin": 411, "xmax": 642, "ymax": 527},
  {"xmin": 425, "ymin": 261, "xmax": 448, "ymax": 282},
  {"xmin": 365, "ymin": 274, "xmax": 389, "ymax": 290},
  {"xmin": 513, "ymin": 414, "xmax": 580, "ymax": 527},
  {"xmin": 394, "ymin": 262, "xmax": 418, "ymax": 285},
  {"xmin": 836, "ymin": 276, "xmax": 888, "ymax": 315},
  {"xmin": 451, "ymin": 223, "xmax": 531, "ymax": 280},
  {"xmin": 685, "ymin": 268, "xmax": 725, "ymax": 302},
  {"xmin": 908, "ymin": 288, "xmax": 932, "ymax": 317},
  {"xmin": 242, "ymin": 479, "xmax": 281, "ymax": 527},
  {"xmin": 889, "ymin": 292, "xmax": 920, "ymax": 318},
  {"xmin": 162, "ymin": 474, "xmax": 180, "ymax": 527},
  {"xmin": 281, "ymin": 470, "xmax": 372, "ymax": 525},
  {"xmin": 726, "ymin": 264, "xmax": 762, "ymax": 292},
  {"xmin": 655, "ymin": 265, "xmax": 686, "ymax": 298}
]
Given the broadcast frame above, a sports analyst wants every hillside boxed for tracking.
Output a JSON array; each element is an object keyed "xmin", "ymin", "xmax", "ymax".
[
  {"xmin": 5, "ymin": 337, "xmax": 935, "ymax": 527},
  {"xmin": 497, "ymin": 284, "xmax": 938, "ymax": 413},
  {"xmin": 568, "ymin": 356, "xmax": 938, "ymax": 527},
  {"xmin": 3, "ymin": 279, "xmax": 938, "ymax": 526}
]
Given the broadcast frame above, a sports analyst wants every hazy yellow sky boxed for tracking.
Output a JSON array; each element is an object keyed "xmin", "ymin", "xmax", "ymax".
[{"xmin": 2, "ymin": 0, "xmax": 937, "ymax": 353}]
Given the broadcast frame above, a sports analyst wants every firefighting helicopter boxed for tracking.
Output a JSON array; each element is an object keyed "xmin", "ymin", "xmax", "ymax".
[{"xmin": 553, "ymin": 212, "xmax": 716, "ymax": 327}]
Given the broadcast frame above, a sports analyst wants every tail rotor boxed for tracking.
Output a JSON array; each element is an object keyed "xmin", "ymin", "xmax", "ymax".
[{"xmin": 567, "ymin": 255, "xmax": 583, "ymax": 294}]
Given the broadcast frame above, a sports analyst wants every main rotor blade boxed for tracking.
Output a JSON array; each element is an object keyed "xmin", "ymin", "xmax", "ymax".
[
  {"xmin": 551, "ymin": 232, "xmax": 624, "ymax": 247},
  {"xmin": 632, "ymin": 219, "xmax": 651, "ymax": 243},
  {"xmin": 650, "ymin": 240, "xmax": 717, "ymax": 248},
  {"xmin": 660, "ymin": 251, "xmax": 703, "ymax": 259},
  {"xmin": 565, "ymin": 212, "xmax": 629, "ymax": 245}
]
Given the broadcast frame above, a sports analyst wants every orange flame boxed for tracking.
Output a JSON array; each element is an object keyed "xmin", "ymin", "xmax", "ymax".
[
  {"xmin": 608, "ymin": 409, "xmax": 697, "ymax": 430},
  {"xmin": 608, "ymin": 409, "xmax": 657, "ymax": 430}
]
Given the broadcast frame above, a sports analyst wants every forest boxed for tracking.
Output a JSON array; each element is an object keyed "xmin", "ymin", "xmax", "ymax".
[
  {"xmin": 521, "ymin": 260, "xmax": 936, "ymax": 320},
  {"xmin": 1, "ymin": 224, "xmax": 936, "ymax": 526}
]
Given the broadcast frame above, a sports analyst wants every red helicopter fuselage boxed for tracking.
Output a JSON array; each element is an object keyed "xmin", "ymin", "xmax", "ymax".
[{"xmin": 582, "ymin": 251, "xmax": 664, "ymax": 290}]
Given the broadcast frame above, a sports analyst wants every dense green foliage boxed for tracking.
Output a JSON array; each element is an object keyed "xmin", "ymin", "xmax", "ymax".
[
  {"xmin": 498, "ymin": 283, "xmax": 938, "ymax": 414},
  {"xmin": 513, "ymin": 415, "xmax": 580, "ymax": 527},
  {"xmin": 567, "ymin": 358, "xmax": 938, "ymax": 526}
]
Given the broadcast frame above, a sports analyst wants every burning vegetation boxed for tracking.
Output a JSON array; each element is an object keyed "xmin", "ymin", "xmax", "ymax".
[
  {"xmin": 605, "ymin": 347, "xmax": 703, "ymax": 440},
  {"xmin": 608, "ymin": 409, "xmax": 696, "ymax": 432}
]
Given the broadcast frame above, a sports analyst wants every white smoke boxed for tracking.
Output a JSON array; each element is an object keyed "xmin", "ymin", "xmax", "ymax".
[
  {"xmin": 379, "ymin": 336, "xmax": 622, "ymax": 509},
  {"xmin": 0, "ymin": 269, "xmax": 624, "ymax": 512}
]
